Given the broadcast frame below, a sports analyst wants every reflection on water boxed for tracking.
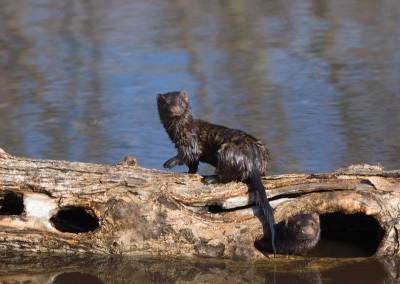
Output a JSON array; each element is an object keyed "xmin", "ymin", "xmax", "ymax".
[
  {"xmin": 0, "ymin": 254, "xmax": 393, "ymax": 284},
  {"xmin": 55, "ymin": 272, "xmax": 102, "ymax": 284},
  {"xmin": 0, "ymin": 0, "xmax": 399, "ymax": 174}
]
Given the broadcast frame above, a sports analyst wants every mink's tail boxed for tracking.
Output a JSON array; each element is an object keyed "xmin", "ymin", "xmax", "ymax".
[{"xmin": 249, "ymin": 172, "xmax": 276, "ymax": 254}]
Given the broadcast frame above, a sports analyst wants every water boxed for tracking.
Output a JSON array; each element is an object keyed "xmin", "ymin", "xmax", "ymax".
[
  {"xmin": 0, "ymin": 254, "xmax": 392, "ymax": 284},
  {"xmin": 1, "ymin": 0, "xmax": 399, "ymax": 174},
  {"xmin": 0, "ymin": 0, "xmax": 399, "ymax": 283}
]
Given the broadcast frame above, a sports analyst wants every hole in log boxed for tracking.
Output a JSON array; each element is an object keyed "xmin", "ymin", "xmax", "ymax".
[
  {"xmin": 50, "ymin": 206, "xmax": 99, "ymax": 233},
  {"xmin": 310, "ymin": 212, "xmax": 385, "ymax": 257},
  {"xmin": 0, "ymin": 191, "xmax": 24, "ymax": 215},
  {"xmin": 206, "ymin": 203, "xmax": 253, "ymax": 213},
  {"xmin": 54, "ymin": 272, "xmax": 102, "ymax": 284}
]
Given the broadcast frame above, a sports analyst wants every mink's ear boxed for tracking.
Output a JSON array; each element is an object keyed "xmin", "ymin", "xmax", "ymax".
[
  {"xmin": 180, "ymin": 90, "xmax": 189, "ymax": 102},
  {"xmin": 157, "ymin": 93, "xmax": 164, "ymax": 101}
]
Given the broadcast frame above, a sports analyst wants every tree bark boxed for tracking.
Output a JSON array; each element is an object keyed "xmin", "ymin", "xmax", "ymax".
[{"xmin": 0, "ymin": 147, "xmax": 399, "ymax": 260}]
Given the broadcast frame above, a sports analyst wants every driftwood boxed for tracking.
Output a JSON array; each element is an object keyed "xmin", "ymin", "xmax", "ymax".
[{"xmin": 0, "ymin": 147, "xmax": 399, "ymax": 260}]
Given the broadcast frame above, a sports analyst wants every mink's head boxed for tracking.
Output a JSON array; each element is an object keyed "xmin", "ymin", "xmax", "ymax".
[
  {"xmin": 157, "ymin": 90, "xmax": 190, "ymax": 117},
  {"xmin": 285, "ymin": 213, "xmax": 320, "ymax": 241}
]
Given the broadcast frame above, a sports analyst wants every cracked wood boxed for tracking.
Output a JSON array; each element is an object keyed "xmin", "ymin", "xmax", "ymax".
[{"xmin": 0, "ymin": 147, "xmax": 399, "ymax": 259}]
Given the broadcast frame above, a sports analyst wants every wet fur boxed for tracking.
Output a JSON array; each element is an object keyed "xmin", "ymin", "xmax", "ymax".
[
  {"xmin": 276, "ymin": 213, "xmax": 320, "ymax": 254},
  {"xmin": 157, "ymin": 91, "xmax": 276, "ymax": 253}
]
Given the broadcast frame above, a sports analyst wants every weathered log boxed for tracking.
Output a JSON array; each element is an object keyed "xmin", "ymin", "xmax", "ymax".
[{"xmin": 0, "ymin": 147, "xmax": 399, "ymax": 260}]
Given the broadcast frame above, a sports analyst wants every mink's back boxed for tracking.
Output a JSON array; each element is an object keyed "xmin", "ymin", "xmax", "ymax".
[
  {"xmin": 194, "ymin": 119, "xmax": 270, "ymax": 177},
  {"xmin": 196, "ymin": 120, "xmax": 259, "ymax": 145}
]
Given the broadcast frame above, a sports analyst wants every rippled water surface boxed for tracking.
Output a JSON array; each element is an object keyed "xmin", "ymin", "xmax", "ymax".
[
  {"xmin": 0, "ymin": 0, "xmax": 399, "ymax": 283},
  {"xmin": 0, "ymin": 255, "xmax": 394, "ymax": 284},
  {"xmin": 1, "ymin": 0, "xmax": 399, "ymax": 174}
]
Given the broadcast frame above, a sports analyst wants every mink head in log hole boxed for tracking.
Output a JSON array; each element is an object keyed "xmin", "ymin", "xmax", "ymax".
[
  {"xmin": 157, "ymin": 90, "xmax": 276, "ymax": 254},
  {"xmin": 255, "ymin": 213, "xmax": 320, "ymax": 255},
  {"xmin": 275, "ymin": 213, "xmax": 320, "ymax": 255}
]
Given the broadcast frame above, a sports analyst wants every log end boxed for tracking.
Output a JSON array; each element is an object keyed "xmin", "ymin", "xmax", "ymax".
[{"xmin": 0, "ymin": 148, "xmax": 11, "ymax": 159}]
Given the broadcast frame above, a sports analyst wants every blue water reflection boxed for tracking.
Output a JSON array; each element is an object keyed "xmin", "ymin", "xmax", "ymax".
[{"xmin": 0, "ymin": 0, "xmax": 398, "ymax": 175}]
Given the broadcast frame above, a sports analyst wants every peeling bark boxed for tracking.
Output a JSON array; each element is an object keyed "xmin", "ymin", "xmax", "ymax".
[{"xmin": 0, "ymin": 147, "xmax": 399, "ymax": 259}]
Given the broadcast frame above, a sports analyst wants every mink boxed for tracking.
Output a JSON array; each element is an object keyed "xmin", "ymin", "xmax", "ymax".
[
  {"xmin": 275, "ymin": 213, "xmax": 320, "ymax": 255},
  {"xmin": 157, "ymin": 90, "xmax": 276, "ymax": 253}
]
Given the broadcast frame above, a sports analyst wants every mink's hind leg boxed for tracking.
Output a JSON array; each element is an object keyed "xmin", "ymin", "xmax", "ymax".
[
  {"xmin": 202, "ymin": 175, "xmax": 219, "ymax": 184},
  {"xmin": 201, "ymin": 144, "xmax": 247, "ymax": 185},
  {"xmin": 188, "ymin": 161, "xmax": 199, "ymax": 174},
  {"xmin": 216, "ymin": 144, "xmax": 248, "ymax": 182},
  {"xmin": 163, "ymin": 155, "xmax": 183, "ymax": 169}
]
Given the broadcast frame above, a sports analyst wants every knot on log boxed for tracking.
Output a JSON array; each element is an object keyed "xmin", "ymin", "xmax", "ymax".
[{"xmin": 117, "ymin": 155, "xmax": 138, "ymax": 167}]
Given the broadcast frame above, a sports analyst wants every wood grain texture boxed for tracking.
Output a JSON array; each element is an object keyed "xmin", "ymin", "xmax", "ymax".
[{"xmin": 0, "ymin": 147, "xmax": 399, "ymax": 259}]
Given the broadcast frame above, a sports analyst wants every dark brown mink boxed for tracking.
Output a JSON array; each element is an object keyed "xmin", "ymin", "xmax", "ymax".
[
  {"xmin": 277, "ymin": 213, "xmax": 320, "ymax": 254},
  {"xmin": 259, "ymin": 213, "xmax": 321, "ymax": 255},
  {"xmin": 157, "ymin": 90, "xmax": 276, "ymax": 253}
]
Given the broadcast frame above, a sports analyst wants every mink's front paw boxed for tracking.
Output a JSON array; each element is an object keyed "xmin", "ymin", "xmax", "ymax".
[{"xmin": 163, "ymin": 157, "xmax": 180, "ymax": 169}]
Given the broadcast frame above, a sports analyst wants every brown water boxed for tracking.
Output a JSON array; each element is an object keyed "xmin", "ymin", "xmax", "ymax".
[
  {"xmin": 0, "ymin": 254, "xmax": 394, "ymax": 284},
  {"xmin": 0, "ymin": 0, "xmax": 399, "ymax": 283}
]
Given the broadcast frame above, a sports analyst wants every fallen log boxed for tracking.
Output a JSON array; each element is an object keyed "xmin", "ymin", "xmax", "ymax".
[{"xmin": 0, "ymin": 147, "xmax": 399, "ymax": 260}]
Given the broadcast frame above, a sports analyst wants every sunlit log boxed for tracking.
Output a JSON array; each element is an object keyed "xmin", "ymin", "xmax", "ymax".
[{"xmin": 0, "ymin": 147, "xmax": 399, "ymax": 259}]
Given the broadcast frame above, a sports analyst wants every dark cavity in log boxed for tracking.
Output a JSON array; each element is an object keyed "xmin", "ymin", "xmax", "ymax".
[
  {"xmin": 54, "ymin": 272, "xmax": 102, "ymax": 284},
  {"xmin": 310, "ymin": 212, "xmax": 385, "ymax": 258},
  {"xmin": 50, "ymin": 206, "xmax": 99, "ymax": 233},
  {"xmin": 206, "ymin": 203, "xmax": 253, "ymax": 213},
  {"xmin": 0, "ymin": 191, "xmax": 24, "ymax": 215}
]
